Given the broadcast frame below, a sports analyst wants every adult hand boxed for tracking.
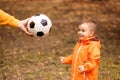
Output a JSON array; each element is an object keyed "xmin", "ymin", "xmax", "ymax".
[{"xmin": 18, "ymin": 18, "xmax": 33, "ymax": 36}]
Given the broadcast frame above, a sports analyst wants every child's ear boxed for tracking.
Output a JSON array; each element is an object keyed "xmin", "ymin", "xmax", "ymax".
[{"xmin": 90, "ymin": 31, "xmax": 94, "ymax": 36}]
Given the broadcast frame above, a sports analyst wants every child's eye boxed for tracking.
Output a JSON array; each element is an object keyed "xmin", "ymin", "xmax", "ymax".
[
  {"xmin": 78, "ymin": 29, "xmax": 81, "ymax": 31},
  {"xmin": 82, "ymin": 29, "xmax": 85, "ymax": 32},
  {"xmin": 78, "ymin": 29, "xmax": 85, "ymax": 32}
]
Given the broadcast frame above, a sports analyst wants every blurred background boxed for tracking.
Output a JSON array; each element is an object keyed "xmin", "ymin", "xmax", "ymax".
[{"xmin": 0, "ymin": 0, "xmax": 120, "ymax": 80}]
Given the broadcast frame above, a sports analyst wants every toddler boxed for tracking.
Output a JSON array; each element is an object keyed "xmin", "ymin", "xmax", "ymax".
[{"xmin": 60, "ymin": 20, "xmax": 101, "ymax": 80}]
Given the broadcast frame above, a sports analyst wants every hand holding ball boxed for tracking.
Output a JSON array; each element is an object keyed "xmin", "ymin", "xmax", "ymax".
[{"xmin": 27, "ymin": 14, "xmax": 52, "ymax": 37}]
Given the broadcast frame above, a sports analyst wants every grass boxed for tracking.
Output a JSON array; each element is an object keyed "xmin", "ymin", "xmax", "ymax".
[
  {"xmin": 1, "ymin": 49, "xmax": 119, "ymax": 80},
  {"xmin": 99, "ymin": 54, "xmax": 120, "ymax": 80},
  {"xmin": 0, "ymin": 0, "xmax": 120, "ymax": 80},
  {"xmin": 0, "ymin": 51, "xmax": 71, "ymax": 80}
]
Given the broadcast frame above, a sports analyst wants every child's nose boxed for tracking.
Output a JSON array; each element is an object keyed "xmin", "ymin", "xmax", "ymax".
[{"xmin": 78, "ymin": 31, "xmax": 81, "ymax": 34}]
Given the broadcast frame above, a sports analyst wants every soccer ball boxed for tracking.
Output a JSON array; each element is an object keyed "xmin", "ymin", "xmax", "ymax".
[{"xmin": 27, "ymin": 14, "xmax": 52, "ymax": 37}]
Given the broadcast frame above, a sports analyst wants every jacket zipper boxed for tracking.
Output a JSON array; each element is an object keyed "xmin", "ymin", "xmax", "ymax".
[
  {"xmin": 72, "ymin": 42, "xmax": 82, "ymax": 80},
  {"xmin": 83, "ymin": 72, "xmax": 88, "ymax": 80}
]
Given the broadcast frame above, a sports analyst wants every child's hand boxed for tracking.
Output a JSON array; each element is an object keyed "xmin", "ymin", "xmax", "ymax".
[
  {"xmin": 78, "ymin": 66, "xmax": 85, "ymax": 72},
  {"xmin": 59, "ymin": 57, "xmax": 65, "ymax": 63}
]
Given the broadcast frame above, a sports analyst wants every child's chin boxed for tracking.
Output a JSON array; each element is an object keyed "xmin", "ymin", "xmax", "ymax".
[{"xmin": 79, "ymin": 37, "xmax": 83, "ymax": 40}]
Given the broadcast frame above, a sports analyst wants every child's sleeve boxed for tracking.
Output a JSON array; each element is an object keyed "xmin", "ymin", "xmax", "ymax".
[
  {"xmin": 63, "ymin": 55, "xmax": 73, "ymax": 64},
  {"xmin": 0, "ymin": 9, "xmax": 19, "ymax": 27},
  {"xmin": 83, "ymin": 44, "xmax": 101, "ymax": 71}
]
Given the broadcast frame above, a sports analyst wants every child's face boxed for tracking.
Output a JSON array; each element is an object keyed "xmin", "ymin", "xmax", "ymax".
[{"xmin": 78, "ymin": 23, "xmax": 94, "ymax": 40}]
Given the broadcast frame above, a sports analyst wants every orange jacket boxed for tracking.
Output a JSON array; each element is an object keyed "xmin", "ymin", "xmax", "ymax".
[
  {"xmin": 63, "ymin": 36, "xmax": 101, "ymax": 80},
  {"xmin": 0, "ymin": 9, "xmax": 19, "ymax": 27}
]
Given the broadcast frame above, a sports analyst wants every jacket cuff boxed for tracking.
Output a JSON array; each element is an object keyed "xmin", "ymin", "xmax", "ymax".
[{"xmin": 9, "ymin": 18, "xmax": 19, "ymax": 27}]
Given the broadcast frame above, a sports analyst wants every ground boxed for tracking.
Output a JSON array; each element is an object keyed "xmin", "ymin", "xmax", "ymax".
[{"xmin": 0, "ymin": 0, "xmax": 120, "ymax": 80}]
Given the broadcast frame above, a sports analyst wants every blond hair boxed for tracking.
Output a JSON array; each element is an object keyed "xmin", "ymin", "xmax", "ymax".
[{"xmin": 81, "ymin": 20, "xmax": 97, "ymax": 32}]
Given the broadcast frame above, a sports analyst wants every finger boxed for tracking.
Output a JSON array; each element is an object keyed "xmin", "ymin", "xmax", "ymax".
[
  {"xmin": 21, "ymin": 25, "xmax": 33, "ymax": 36},
  {"xmin": 24, "ymin": 29, "xmax": 33, "ymax": 36}
]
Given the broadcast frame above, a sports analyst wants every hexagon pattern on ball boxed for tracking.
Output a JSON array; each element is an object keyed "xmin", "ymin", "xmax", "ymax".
[
  {"xmin": 27, "ymin": 14, "xmax": 52, "ymax": 37},
  {"xmin": 37, "ymin": 32, "xmax": 44, "ymax": 37},
  {"xmin": 41, "ymin": 19, "xmax": 47, "ymax": 26},
  {"xmin": 34, "ymin": 14, "xmax": 40, "ymax": 16},
  {"xmin": 30, "ymin": 21, "xmax": 35, "ymax": 28}
]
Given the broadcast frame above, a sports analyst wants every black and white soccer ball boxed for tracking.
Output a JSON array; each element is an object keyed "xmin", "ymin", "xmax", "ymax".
[{"xmin": 27, "ymin": 14, "xmax": 52, "ymax": 37}]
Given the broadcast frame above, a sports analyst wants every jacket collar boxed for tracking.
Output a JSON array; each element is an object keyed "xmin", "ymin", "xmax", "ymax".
[{"xmin": 79, "ymin": 36, "xmax": 99, "ymax": 45}]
